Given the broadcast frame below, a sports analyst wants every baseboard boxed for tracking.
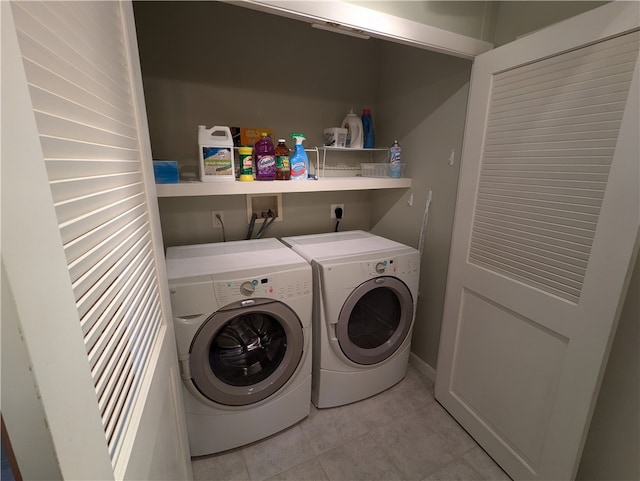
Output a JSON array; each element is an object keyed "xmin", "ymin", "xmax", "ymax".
[{"xmin": 408, "ymin": 352, "xmax": 436, "ymax": 382}]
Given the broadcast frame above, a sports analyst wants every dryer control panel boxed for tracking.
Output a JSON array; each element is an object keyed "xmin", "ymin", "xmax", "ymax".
[
  {"xmin": 360, "ymin": 255, "xmax": 419, "ymax": 277},
  {"xmin": 214, "ymin": 271, "xmax": 311, "ymax": 305}
]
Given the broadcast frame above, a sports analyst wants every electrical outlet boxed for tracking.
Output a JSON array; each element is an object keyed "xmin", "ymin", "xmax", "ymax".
[
  {"xmin": 330, "ymin": 204, "xmax": 344, "ymax": 219},
  {"xmin": 212, "ymin": 211, "xmax": 224, "ymax": 228}
]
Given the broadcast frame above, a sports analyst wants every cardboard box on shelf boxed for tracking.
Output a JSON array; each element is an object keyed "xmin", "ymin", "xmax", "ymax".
[{"xmin": 232, "ymin": 127, "xmax": 274, "ymax": 147}]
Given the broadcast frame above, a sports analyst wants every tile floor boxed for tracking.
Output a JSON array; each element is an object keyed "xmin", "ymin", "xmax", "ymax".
[{"xmin": 191, "ymin": 365, "xmax": 511, "ymax": 481}]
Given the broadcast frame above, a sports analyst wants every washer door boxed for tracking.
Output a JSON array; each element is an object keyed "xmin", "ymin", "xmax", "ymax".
[
  {"xmin": 337, "ymin": 276, "xmax": 413, "ymax": 365},
  {"xmin": 189, "ymin": 298, "xmax": 304, "ymax": 406}
]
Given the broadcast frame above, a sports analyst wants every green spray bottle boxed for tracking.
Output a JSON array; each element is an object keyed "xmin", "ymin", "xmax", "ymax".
[{"xmin": 289, "ymin": 133, "xmax": 309, "ymax": 180}]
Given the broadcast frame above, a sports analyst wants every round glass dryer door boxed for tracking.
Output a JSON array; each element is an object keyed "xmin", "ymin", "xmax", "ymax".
[
  {"xmin": 337, "ymin": 276, "xmax": 413, "ymax": 365},
  {"xmin": 189, "ymin": 298, "xmax": 304, "ymax": 406}
]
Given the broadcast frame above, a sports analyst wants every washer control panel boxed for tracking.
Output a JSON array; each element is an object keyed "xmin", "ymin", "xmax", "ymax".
[{"xmin": 214, "ymin": 271, "xmax": 311, "ymax": 305}]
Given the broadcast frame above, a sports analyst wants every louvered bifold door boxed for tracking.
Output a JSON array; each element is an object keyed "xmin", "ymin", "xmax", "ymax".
[
  {"xmin": 12, "ymin": 1, "xmax": 163, "ymax": 467},
  {"xmin": 436, "ymin": 4, "xmax": 639, "ymax": 480},
  {"xmin": 469, "ymin": 31, "xmax": 638, "ymax": 303}
]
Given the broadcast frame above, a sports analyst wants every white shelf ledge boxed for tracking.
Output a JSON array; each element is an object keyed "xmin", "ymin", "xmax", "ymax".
[
  {"xmin": 155, "ymin": 177, "xmax": 412, "ymax": 197},
  {"xmin": 319, "ymin": 147, "xmax": 389, "ymax": 152}
]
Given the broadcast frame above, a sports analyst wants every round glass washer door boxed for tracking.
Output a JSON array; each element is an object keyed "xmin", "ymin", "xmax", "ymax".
[
  {"xmin": 337, "ymin": 276, "xmax": 413, "ymax": 365},
  {"xmin": 189, "ymin": 298, "xmax": 304, "ymax": 406}
]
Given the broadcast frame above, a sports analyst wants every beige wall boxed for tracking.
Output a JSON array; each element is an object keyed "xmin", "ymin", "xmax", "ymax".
[{"xmin": 369, "ymin": 42, "xmax": 471, "ymax": 368}]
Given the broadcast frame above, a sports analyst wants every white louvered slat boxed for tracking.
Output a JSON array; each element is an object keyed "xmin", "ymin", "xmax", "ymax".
[
  {"xmin": 477, "ymin": 197, "xmax": 599, "ymax": 225},
  {"xmin": 83, "ymin": 256, "xmax": 154, "ymax": 357},
  {"xmin": 492, "ymin": 33, "xmax": 639, "ymax": 91},
  {"xmin": 486, "ymin": 128, "xmax": 622, "ymax": 147},
  {"xmin": 89, "ymin": 265, "xmax": 155, "ymax": 384},
  {"xmin": 492, "ymin": 79, "xmax": 635, "ymax": 112},
  {"xmin": 23, "ymin": 61, "xmax": 134, "ymax": 127},
  {"xmin": 59, "ymin": 194, "xmax": 146, "ymax": 246},
  {"xmin": 100, "ymin": 300, "xmax": 160, "ymax": 447},
  {"xmin": 103, "ymin": 302, "xmax": 160, "ymax": 444},
  {"xmin": 470, "ymin": 253, "xmax": 582, "ymax": 303},
  {"xmin": 471, "ymin": 238, "xmax": 587, "ymax": 278},
  {"xmin": 40, "ymin": 135, "xmax": 139, "ymax": 161},
  {"xmin": 67, "ymin": 214, "xmax": 147, "ymax": 284},
  {"xmin": 475, "ymin": 202, "xmax": 597, "ymax": 232},
  {"xmin": 18, "ymin": 43, "xmax": 132, "ymax": 120},
  {"xmin": 50, "ymin": 172, "xmax": 143, "ymax": 204},
  {"xmin": 473, "ymin": 213, "xmax": 594, "ymax": 246},
  {"xmin": 492, "ymin": 67, "xmax": 636, "ymax": 107},
  {"xmin": 481, "ymin": 162, "xmax": 612, "ymax": 173},
  {"xmin": 479, "ymin": 176, "xmax": 608, "ymax": 193},
  {"xmin": 74, "ymin": 233, "xmax": 150, "ymax": 317},
  {"xmin": 487, "ymin": 103, "xmax": 628, "ymax": 129},
  {"xmin": 13, "ymin": 1, "xmax": 163, "ymax": 467},
  {"xmin": 472, "ymin": 221, "xmax": 592, "ymax": 256},
  {"xmin": 64, "ymin": 204, "xmax": 146, "ymax": 264},
  {"xmin": 470, "ymin": 243, "xmax": 586, "ymax": 286},
  {"xmin": 488, "ymin": 111, "xmax": 624, "ymax": 134},
  {"xmin": 14, "ymin": 2, "xmax": 129, "ymax": 99},
  {"xmin": 55, "ymin": 183, "xmax": 144, "ymax": 224},
  {"xmin": 14, "ymin": 23, "xmax": 129, "ymax": 102},
  {"xmin": 30, "ymin": 86, "xmax": 137, "ymax": 142},
  {"xmin": 46, "ymin": 159, "xmax": 142, "ymax": 181},
  {"xmin": 481, "ymin": 168, "xmax": 609, "ymax": 182},
  {"xmin": 469, "ymin": 31, "xmax": 639, "ymax": 303},
  {"xmin": 471, "ymin": 229, "xmax": 589, "ymax": 268},
  {"xmin": 479, "ymin": 185, "xmax": 606, "ymax": 207},
  {"xmin": 96, "ymin": 281, "xmax": 155, "ymax": 413},
  {"xmin": 478, "ymin": 192, "xmax": 601, "ymax": 216},
  {"xmin": 486, "ymin": 119, "xmax": 623, "ymax": 137},
  {"xmin": 47, "ymin": 1, "xmax": 127, "ymax": 73},
  {"xmin": 108, "ymin": 309, "xmax": 161, "ymax": 461},
  {"xmin": 34, "ymin": 112, "xmax": 138, "ymax": 151}
]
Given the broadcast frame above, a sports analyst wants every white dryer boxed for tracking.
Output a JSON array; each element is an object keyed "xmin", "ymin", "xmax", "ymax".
[
  {"xmin": 281, "ymin": 230, "xmax": 420, "ymax": 408},
  {"xmin": 165, "ymin": 239, "xmax": 312, "ymax": 456}
]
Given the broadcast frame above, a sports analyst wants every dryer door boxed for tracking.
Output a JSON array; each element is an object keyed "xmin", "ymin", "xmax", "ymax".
[
  {"xmin": 189, "ymin": 298, "xmax": 304, "ymax": 406},
  {"xmin": 336, "ymin": 276, "xmax": 413, "ymax": 365}
]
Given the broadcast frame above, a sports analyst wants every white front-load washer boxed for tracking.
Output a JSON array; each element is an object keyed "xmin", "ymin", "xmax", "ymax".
[
  {"xmin": 165, "ymin": 238, "xmax": 312, "ymax": 456},
  {"xmin": 281, "ymin": 230, "xmax": 420, "ymax": 408}
]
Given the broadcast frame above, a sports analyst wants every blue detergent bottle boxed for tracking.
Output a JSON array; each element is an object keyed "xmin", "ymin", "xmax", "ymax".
[
  {"xmin": 362, "ymin": 108, "xmax": 375, "ymax": 148},
  {"xmin": 289, "ymin": 133, "xmax": 309, "ymax": 180}
]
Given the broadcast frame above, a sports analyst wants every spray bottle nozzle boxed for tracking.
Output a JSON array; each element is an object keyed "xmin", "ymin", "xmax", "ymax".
[{"xmin": 290, "ymin": 133, "xmax": 306, "ymax": 144}]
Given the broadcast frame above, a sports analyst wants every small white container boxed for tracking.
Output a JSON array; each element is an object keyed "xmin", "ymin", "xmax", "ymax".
[
  {"xmin": 198, "ymin": 125, "xmax": 235, "ymax": 182},
  {"xmin": 323, "ymin": 128, "xmax": 348, "ymax": 148},
  {"xmin": 361, "ymin": 163, "xmax": 405, "ymax": 178}
]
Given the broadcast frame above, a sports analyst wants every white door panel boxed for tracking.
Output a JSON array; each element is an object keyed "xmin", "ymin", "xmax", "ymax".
[
  {"xmin": 3, "ymin": 1, "xmax": 192, "ymax": 479},
  {"xmin": 436, "ymin": 3, "xmax": 639, "ymax": 480}
]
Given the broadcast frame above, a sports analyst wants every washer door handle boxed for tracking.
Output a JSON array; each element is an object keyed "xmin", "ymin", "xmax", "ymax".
[
  {"xmin": 375, "ymin": 278, "xmax": 385, "ymax": 284},
  {"xmin": 241, "ymin": 299, "xmax": 256, "ymax": 307}
]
